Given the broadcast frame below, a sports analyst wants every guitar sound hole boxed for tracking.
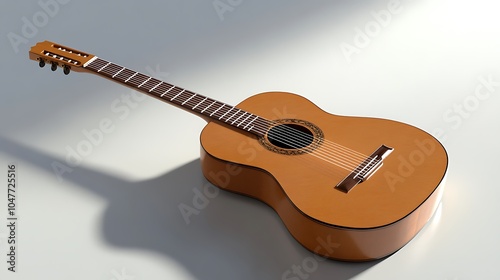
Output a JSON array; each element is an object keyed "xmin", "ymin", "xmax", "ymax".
[{"xmin": 267, "ymin": 124, "xmax": 314, "ymax": 150}]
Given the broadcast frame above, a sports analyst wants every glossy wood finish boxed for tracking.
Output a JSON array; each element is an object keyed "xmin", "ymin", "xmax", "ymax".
[
  {"xmin": 200, "ymin": 92, "xmax": 447, "ymax": 261},
  {"xmin": 29, "ymin": 41, "xmax": 448, "ymax": 261}
]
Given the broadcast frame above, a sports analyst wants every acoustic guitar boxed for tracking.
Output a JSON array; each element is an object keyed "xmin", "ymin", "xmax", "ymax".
[{"xmin": 29, "ymin": 41, "xmax": 448, "ymax": 261}]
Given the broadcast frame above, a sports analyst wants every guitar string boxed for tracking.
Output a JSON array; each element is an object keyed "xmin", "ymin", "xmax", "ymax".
[
  {"xmin": 94, "ymin": 62, "xmax": 377, "ymax": 173},
  {"xmin": 97, "ymin": 65, "xmax": 374, "ymax": 173},
  {"xmin": 253, "ymin": 119, "xmax": 370, "ymax": 161},
  {"xmin": 97, "ymin": 72, "xmax": 376, "ymax": 176},
  {"xmin": 145, "ymin": 84, "xmax": 375, "ymax": 168},
  {"xmin": 162, "ymin": 94, "xmax": 375, "ymax": 173},
  {"xmin": 270, "ymin": 118, "xmax": 370, "ymax": 160},
  {"xmin": 271, "ymin": 146, "xmax": 351, "ymax": 180},
  {"xmin": 94, "ymin": 63, "xmax": 371, "ymax": 170},
  {"xmin": 246, "ymin": 120, "xmax": 379, "ymax": 175},
  {"xmin": 138, "ymin": 83, "xmax": 369, "ymax": 170}
]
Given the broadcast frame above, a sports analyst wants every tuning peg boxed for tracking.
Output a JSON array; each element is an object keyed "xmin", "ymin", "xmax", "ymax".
[
  {"xmin": 38, "ymin": 59, "xmax": 45, "ymax": 68},
  {"xmin": 63, "ymin": 65, "xmax": 70, "ymax": 75},
  {"xmin": 51, "ymin": 62, "xmax": 58, "ymax": 71}
]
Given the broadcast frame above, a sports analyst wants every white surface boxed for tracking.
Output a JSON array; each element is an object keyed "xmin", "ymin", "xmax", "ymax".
[{"xmin": 1, "ymin": 0, "xmax": 499, "ymax": 279}]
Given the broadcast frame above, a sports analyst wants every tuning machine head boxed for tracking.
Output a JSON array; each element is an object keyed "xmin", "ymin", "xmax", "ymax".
[
  {"xmin": 63, "ymin": 65, "xmax": 70, "ymax": 75},
  {"xmin": 36, "ymin": 57, "xmax": 70, "ymax": 75}
]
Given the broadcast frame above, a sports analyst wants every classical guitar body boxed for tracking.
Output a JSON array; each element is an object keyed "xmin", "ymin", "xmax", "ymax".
[
  {"xmin": 29, "ymin": 41, "xmax": 448, "ymax": 261},
  {"xmin": 200, "ymin": 92, "xmax": 447, "ymax": 261}
]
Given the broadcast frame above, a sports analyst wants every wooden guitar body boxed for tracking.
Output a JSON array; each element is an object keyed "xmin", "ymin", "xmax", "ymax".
[
  {"xmin": 200, "ymin": 92, "xmax": 447, "ymax": 261},
  {"xmin": 29, "ymin": 41, "xmax": 448, "ymax": 261}
]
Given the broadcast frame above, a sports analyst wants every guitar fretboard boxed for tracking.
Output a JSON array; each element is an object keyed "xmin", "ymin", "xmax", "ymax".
[{"xmin": 84, "ymin": 57, "xmax": 270, "ymax": 137}]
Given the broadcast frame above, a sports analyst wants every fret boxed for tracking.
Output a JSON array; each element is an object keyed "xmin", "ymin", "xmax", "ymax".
[
  {"xmin": 140, "ymin": 78, "xmax": 160, "ymax": 91},
  {"xmin": 116, "ymin": 68, "xmax": 135, "ymax": 81},
  {"xmin": 181, "ymin": 93, "xmax": 196, "ymax": 105},
  {"xmin": 238, "ymin": 114, "xmax": 252, "ymax": 127},
  {"xmin": 210, "ymin": 103, "xmax": 224, "ymax": 116},
  {"xmin": 138, "ymin": 77, "xmax": 151, "ymax": 88},
  {"xmin": 87, "ymin": 58, "xmax": 107, "ymax": 70},
  {"xmin": 100, "ymin": 64, "xmax": 119, "ymax": 76},
  {"xmin": 192, "ymin": 97, "xmax": 207, "ymax": 110},
  {"xmin": 124, "ymin": 72, "xmax": 138, "ymax": 83},
  {"xmin": 112, "ymin": 67, "xmax": 125, "ymax": 78},
  {"xmin": 243, "ymin": 116, "xmax": 258, "ymax": 130},
  {"xmin": 128, "ymin": 73, "xmax": 149, "ymax": 87},
  {"xmin": 219, "ymin": 107, "xmax": 233, "ymax": 120},
  {"xmin": 105, "ymin": 63, "xmax": 122, "ymax": 73},
  {"xmin": 225, "ymin": 109, "xmax": 241, "ymax": 122},
  {"xmin": 158, "ymin": 83, "xmax": 174, "ymax": 93},
  {"xmin": 170, "ymin": 89, "xmax": 184, "ymax": 100},
  {"xmin": 231, "ymin": 112, "xmax": 246, "ymax": 125},
  {"xmin": 97, "ymin": 62, "xmax": 111, "ymax": 72},
  {"xmin": 87, "ymin": 62, "xmax": 102, "ymax": 71},
  {"xmin": 149, "ymin": 81, "xmax": 162, "ymax": 92},
  {"xmin": 154, "ymin": 83, "xmax": 168, "ymax": 94},
  {"xmin": 201, "ymin": 100, "xmax": 217, "ymax": 114},
  {"xmin": 161, "ymin": 85, "xmax": 176, "ymax": 97}
]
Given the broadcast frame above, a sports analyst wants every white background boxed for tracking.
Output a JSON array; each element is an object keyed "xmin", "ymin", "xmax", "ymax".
[{"xmin": 1, "ymin": 0, "xmax": 499, "ymax": 279}]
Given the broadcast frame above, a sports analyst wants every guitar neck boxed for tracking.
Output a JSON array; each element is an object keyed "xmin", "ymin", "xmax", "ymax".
[{"xmin": 83, "ymin": 57, "xmax": 269, "ymax": 137}]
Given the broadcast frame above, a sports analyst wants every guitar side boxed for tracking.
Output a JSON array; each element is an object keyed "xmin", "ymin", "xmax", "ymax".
[
  {"xmin": 200, "ymin": 91, "xmax": 447, "ymax": 261},
  {"xmin": 27, "ymin": 42, "xmax": 448, "ymax": 261}
]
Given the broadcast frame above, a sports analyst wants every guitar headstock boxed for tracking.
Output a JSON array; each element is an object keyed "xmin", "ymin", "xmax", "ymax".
[{"xmin": 29, "ymin": 41, "xmax": 96, "ymax": 75}]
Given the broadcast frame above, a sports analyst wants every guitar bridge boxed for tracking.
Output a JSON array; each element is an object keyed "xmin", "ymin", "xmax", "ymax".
[{"xmin": 335, "ymin": 145, "xmax": 393, "ymax": 193}]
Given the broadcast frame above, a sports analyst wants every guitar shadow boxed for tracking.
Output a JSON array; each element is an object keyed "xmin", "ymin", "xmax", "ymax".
[{"xmin": 0, "ymin": 136, "xmax": 381, "ymax": 279}]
